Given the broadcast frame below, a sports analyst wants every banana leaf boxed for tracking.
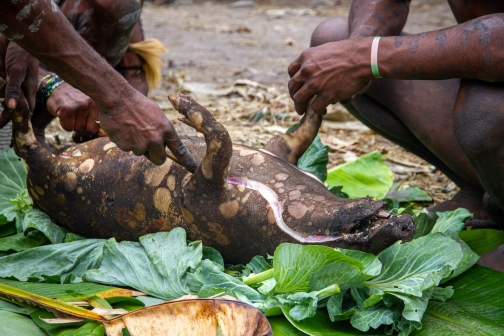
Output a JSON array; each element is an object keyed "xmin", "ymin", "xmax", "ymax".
[
  {"xmin": 459, "ymin": 229, "xmax": 504, "ymax": 255},
  {"xmin": 325, "ymin": 151, "xmax": 394, "ymax": 200}
]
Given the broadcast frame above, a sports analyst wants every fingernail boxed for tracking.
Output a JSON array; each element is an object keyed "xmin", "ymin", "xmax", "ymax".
[{"xmin": 8, "ymin": 99, "xmax": 16, "ymax": 109}]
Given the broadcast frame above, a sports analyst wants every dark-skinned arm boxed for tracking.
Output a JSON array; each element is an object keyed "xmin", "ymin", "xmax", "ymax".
[
  {"xmin": 348, "ymin": 0, "xmax": 411, "ymax": 38},
  {"xmin": 289, "ymin": 0, "xmax": 411, "ymax": 114},
  {"xmin": 0, "ymin": 1, "xmax": 196, "ymax": 169},
  {"xmin": 289, "ymin": 14, "xmax": 504, "ymax": 115}
]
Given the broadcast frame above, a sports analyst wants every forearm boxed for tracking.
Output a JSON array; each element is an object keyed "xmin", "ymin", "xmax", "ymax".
[
  {"xmin": 376, "ymin": 14, "xmax": 504, "ymax": 82},
  {"xmin": 0, "ymin": 1, "xmax": 137, "ymax": 113},
  {"xmin": 348, "ymin": 0, "xmax": 411, "ymax": 38}
]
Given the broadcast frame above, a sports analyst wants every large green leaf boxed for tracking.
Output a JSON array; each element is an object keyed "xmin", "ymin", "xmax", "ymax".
[
  {"xmin": 325, "ymin": 151, "xmax": 394, "ymax": 200},
  {"xmin": 0, "ymin": 239, "xmax": 105, "ymax": 282},
  {"xmin": 459, "ymin": 229, "xmax": 504, "ymax": 255},
  {"xmin": 273, "ymin": 244, "xmax": 364, "ymax": 294},
  {"xmin": 84, "ymin": 229, "xmax": 202, "ymax": 300},
  {"xmin": 363, "ymin": 233, "xmax": 464, "ymax": 300},
  {"xmin": 0, "ymin": 148, "xmax": 27, "ymax": 221},
  {"xmin": 0, "ymin": 310, "xmax": 45, "ymax": 336},
  {"xmin": 412, "ymin": 265, "xmax": 504, "ymax": 335},
  {"xmin": 297, "ymin": 136, "xmax": 329, "ymax": 182}
]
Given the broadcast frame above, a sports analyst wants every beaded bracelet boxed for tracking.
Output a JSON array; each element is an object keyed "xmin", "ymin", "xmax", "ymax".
[{"xmin": 36, "ymin": 74, "xmax": 65, "ymax": 107}]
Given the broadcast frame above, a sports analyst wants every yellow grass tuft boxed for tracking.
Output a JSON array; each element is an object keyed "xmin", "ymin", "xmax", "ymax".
[{"xmin": 129, "ymin": 38, "xmax": 168, "ymax": 92}]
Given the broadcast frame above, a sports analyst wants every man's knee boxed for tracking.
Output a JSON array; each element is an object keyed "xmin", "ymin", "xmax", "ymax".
[
  {"xmin": 453, "ymin": 80, "xmax": 504, "ymax": 159},
  {"xmin": 310, "ymin": 17, "xmax": 349, "ymax": 47}
]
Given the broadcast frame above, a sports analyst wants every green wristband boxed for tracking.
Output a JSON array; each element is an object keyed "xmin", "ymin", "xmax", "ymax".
[{"xmin": 371, "ymin": 36, "xmax": 382, "ymax": 78}]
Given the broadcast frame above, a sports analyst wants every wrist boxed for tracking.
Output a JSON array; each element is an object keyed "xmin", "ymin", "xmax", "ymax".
[
  {"xmin": 98, "ymin": 83, "xmax": 141, "ymax": 116},
  {"xmin": 36, "ymin": 74, "xmax": 65, "ymax": 107},
  {"xmin": 351, "ymin": 37, "xmax": 374, "ymax": 81}
]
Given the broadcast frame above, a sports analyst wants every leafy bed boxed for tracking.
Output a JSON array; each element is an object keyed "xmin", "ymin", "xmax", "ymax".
[{"xmin": 1, "ymin": 146, "xmax": 504, "ymax": 336}]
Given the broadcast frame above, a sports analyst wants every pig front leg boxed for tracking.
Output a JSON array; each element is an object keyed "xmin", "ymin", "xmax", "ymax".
[
  {"xmin": 168, "ymin": 94, "xmax": 232, "ymax": 188},
  {"xmin": 264, "ymin": 104, "xmax": 322, "ymax": 165}
]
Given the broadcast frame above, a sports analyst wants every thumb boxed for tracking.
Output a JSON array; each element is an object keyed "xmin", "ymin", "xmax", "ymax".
[{"xmin": 5, "ymin": 69, "xmax": 25, "ymax": 110}]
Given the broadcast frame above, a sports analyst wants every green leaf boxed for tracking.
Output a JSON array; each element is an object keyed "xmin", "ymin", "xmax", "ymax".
[
  {"xmin": 0, "ymin": 148, "xmax": 27, "ymax": 215},
  {"xmin": 385, "ymin": 187, "xmax": 432, "ymax": 204},
  {"xmin": 413, "ymin": 265, "xmax": 504, "ymax": 335},
  {"xmin": 0, "ymin": 222, "xmax": 17, "ymax": 237},
  {"xmin": 286, "ymin": 292, "xmax": 319, "ymax": 321},
  {"xmin": 350, "ymin": 301, "xmax": 402, "ymax": 332},
  {"xmin": 0, "ymin": 279, "xmax": 136, "ymax": 302},
  {"xmin": 281, "ymin": 307, "xmax": 385, "ymax": 335},
  {"xmin": 202, "ymin": 246, "xmax": 225, "ymax": 270},
  {"xmin": 297, "ymin": 136, "xmax": 329, "ymax": 181},
  {"xmin": 244, "ymin": 255, "xmax": 272, "ymax": 275},
  {"xmin": 0, "ymin": 231, "xmax": 49, "ymax": 252},
  {"xmin": 334, "ymin": 249, "xmax": 382, "ymax": 278},
  {"xmin": 327, "ymin": 291, "xmax": 357, "ymax": 322},
  {"xmin": 134, "ymin": 296, "xmax": 165, "ymax": 307},
  {"xmin": 431, "ymin": 208, "xmax": 472, "ymax": 234},
  {"xmin": 0, "ymin": 299, "xmax": 38, "ymax": 315},
  {"xmin": 363, "ymin": 233, "xmax": 464, "ymax": 300},
  {"xmin": 458, "ymin": 229, "xmax": 504, "ymax": 255},
  {"xmin": 325, "ymin": 151, "xmax": 394, "ymax": 200},
  {"xmin": 85, "ymin": 234, "xmax": 194, "ymax": 300},
  {"xmin": 105, "ymin": 296, "xmax": 145, "ymax": 312},
  {"xmin": 0, "ymin": 239, "xmax": 105, "ymax": 282},
  {"xmin": 194, "ymin": 260, "xmax": 263, "ymax": 302},
  {"xmin": 140, "ymin": 230, "xmax": 202, "ymax": 297},
  {"xmin": 399, "ymin": 209, "xmax": 437, "ymax": 239},
  {"xmin": 440, "ymin": 232, "xmax": 479, "ymax": 283},
  {"xmin": 308, "ymin": 262, "xmax": 364, "ymax": 292},
  {"xmin": 30, "ymin": 309, "xmax": 105, "ymax": 336},
  {"xmin": 329, "ymin": 186, "xmax": 349, "ymax": 198},
  {"xmin": 273, "ymin": 244, "xmax": 364, "ymax": 294},
  {"xmin": 21, "ymin": 208, "xmax": 66, "ymax": 244},
  {"xmin": 0, "ymin": 310, "xmax": 45, "ymax": 336},
  {"xmin": 268, "ymin": 315, "xmax": 308, "ymax": 335}
]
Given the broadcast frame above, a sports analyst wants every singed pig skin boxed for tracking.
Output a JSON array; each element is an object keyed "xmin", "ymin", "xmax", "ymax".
[{"xmin": 24, "ymin": 136, "xmax": 414, "ymax": 263}]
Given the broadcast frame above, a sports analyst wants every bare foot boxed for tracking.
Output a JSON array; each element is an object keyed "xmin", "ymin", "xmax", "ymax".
[{"xmin": 477, "ymin": 245, "xmax": 504, "ymax": 272}]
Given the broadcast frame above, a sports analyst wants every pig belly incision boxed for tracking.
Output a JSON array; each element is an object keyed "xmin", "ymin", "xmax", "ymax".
[{"xmin": 227, "ymin": 175, "xmax": 343, "ymax": 243}]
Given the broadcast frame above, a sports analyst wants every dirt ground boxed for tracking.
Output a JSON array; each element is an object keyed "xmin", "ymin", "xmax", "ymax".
[{"xmin": 47, "ymin": 0, "xmax": 459, "ymax": 205}]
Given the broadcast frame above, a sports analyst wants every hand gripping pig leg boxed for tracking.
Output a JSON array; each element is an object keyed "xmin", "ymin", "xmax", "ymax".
[
  {"xmin": 169, "ymin": 94, "xmax": 232, "ymax": 188},
  {"xmin": 0, "ymin": 78, "xmax": 39, "ymax": 159},
  {"xmin": 263, "ymin": 103, "xmax": 323, "ymax": 165}
]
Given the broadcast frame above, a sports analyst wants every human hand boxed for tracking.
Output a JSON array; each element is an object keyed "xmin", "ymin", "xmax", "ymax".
[
  {"xmin": 45, "ymin": 82, "xmax": 100, "ymax": 136},
  {"xmin": 4, "ymin": 42, "xmax": 39, "ymax": 112},
  {"xmin": 99, "ymin": 90, "xmax": 198, "ymax": 170},
  {"xmin": 0, "ymin": 40, "xmax": 38, "ymax": 129},
  {"xmin": 288, "ymin": 38, "xmax": 373, "ymax": 115}
]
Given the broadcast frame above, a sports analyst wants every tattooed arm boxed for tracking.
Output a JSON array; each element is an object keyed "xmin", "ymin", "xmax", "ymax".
[
  {"xmin": 348, "ymin": 0, "xmax": 411, "ymax": 38},
  {"xmin": 289, "ymin": 13, "xmax": 504, "ymax": 114},
  {"xmin": 377, "ymin": 15, "xmax": 504, "ymax": 81},
  {"xmin": 0, "ymin": 1, "xmax": 197, "ymax": 169}
]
